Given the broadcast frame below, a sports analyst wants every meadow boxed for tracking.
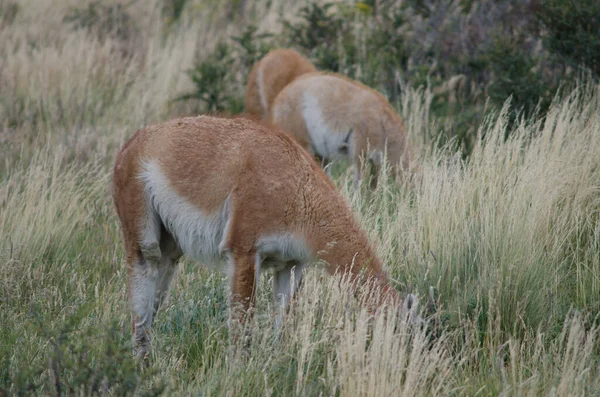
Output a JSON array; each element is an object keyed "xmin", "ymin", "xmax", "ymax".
[{"xmin": 1, "ymin": 0, "xmax": 599, "ymax": 395}]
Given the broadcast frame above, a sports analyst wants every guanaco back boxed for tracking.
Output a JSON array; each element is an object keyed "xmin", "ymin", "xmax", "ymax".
[
  {"xmin": 112, "ymin": 116, "xmax": 408, "ymax": 360},
  {"xmin": 244, "ymin": 48, "xmax": 317, "ymax": 120}
]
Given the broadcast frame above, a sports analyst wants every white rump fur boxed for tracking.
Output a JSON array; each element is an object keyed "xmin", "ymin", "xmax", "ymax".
[
  {"xmin": 302, "ymin": 92, "xmax": 355, "ymax": 161},
  {"xmin": 140, "ymin": 161, "xmax": 231, "ymax": 266}
]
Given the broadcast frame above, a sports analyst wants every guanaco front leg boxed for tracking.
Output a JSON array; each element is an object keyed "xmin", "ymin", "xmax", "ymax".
[
  {"xmin": 228, "ymin": 249, "xmax": 258, "ymax": 347},
  {"xmin": 273, "ymin": 262, "xmax": 306, "ymax": 330}
]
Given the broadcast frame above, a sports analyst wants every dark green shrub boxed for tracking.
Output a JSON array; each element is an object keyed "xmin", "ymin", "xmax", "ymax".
[
  {"xmin": 178, "ymin": 43, "xmax": 236, "ymax": 113},
  {"xmin": 358, "ymin": 1, "xmax": 410, "ymax": 96},
  {"xmin": 177, "ymin": 25, "xmax": 274, "ymax": 114},
  {"xmin": 486, "ymin": 34, "xmax": 554, "ymax": 128},
  {"xmin": 282, "ymin": 2, "xmax": 354, "ymax": 72},
  {"xmin": 231, "ymin": 24, "xmax": 274, "ymax": 80},
  {"xmin": 282, "ymin": 3, "xmax": 341, "ymax": 54},
  {"xmin": 538, "ymin": 0, "xmax": 600, "ymax": 76}
]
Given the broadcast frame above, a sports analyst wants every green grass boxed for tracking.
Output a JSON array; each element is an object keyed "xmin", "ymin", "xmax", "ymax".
[{"xmin": 1, "ymin": 1, "xmax": 600, "ymax": 395}]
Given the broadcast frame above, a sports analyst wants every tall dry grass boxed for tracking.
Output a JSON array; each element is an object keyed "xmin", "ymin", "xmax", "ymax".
[{"xmin": 1, "ymin": 0, "xmax": 599, "ymax": 395}]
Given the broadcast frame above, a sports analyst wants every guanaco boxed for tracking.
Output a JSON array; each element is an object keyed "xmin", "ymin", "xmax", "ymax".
[
  {"xmin": 112, "ymin": 116, "xmax": 409, "ymax": 360},
  {"xmin": 271, "ymin": 72, "xmax": 411, "ymax": 188}
]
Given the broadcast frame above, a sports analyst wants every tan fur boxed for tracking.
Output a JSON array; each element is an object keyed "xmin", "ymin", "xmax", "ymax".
[
  {"xmin": 270, "ymin": 72, "xmax": 412, "ymax": 188},
  {"xmin": 112, "ymin": 116, "xmax": 402, "ymax": 359},
  {"xmin": 244, "ymin": 48, "xmax": 317, "ymax": 120}
]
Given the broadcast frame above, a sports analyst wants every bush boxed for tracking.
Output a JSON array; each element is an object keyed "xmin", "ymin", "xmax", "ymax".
[
  {"xmin": 282, "ymin": 3, "xmax": 343, "ymax": 58},
  {"xmin": 177, "ymin": 25, "xmax": 273, "ymax": 114},
  {"xmin": 177, "ymin": 43, "xmax": 237, "ymax": 113},
  {"xmin": 282, "ymin": 2, "xmax": 357, "ymax": 73},
  {"xmin": 485, "ymin": 34, "xmax": 555, "ymax": 131},
  {"xmin": 538, "ymin": 0, "xmax": 600, "ymax": 76},
  {"xmin": 230, "ymin": 25, "xmax": 274, "ymax": 78}
]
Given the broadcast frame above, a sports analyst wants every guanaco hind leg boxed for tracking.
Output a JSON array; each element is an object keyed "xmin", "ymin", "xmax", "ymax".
[
  {"xmin": 153, "ymin": 229, "xmax": 182, "ymax": 314},
  {"xmin": 129, "ymin": 255, "xmax": 158, "ymax": 361},
  {"xmin": 129, "ymin": 211, "xmax": 181, "ymax": 362}
]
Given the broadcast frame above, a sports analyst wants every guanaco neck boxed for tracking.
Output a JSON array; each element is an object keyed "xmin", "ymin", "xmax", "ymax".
[{"xmin": 305, "ymin": 208, "xmax": 399, "ymax": 303}]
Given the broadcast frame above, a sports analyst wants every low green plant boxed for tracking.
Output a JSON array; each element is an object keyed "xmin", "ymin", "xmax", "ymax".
[{"xmin": 4, "ymin": 307, "xmax": 165, "ymax": 396}]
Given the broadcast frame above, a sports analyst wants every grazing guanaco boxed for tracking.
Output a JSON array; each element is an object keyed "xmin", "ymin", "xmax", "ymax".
[
  {"xmin": 271, "ymin": 72, "xmax": 411, "ymax": 188},
  {"xmin": 244, "ymin": 48, "xmax": 317, "ymax": 120},
  {"xmin": 112, "ymin": 116, "xmax": 409, "ymax": 360}
]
